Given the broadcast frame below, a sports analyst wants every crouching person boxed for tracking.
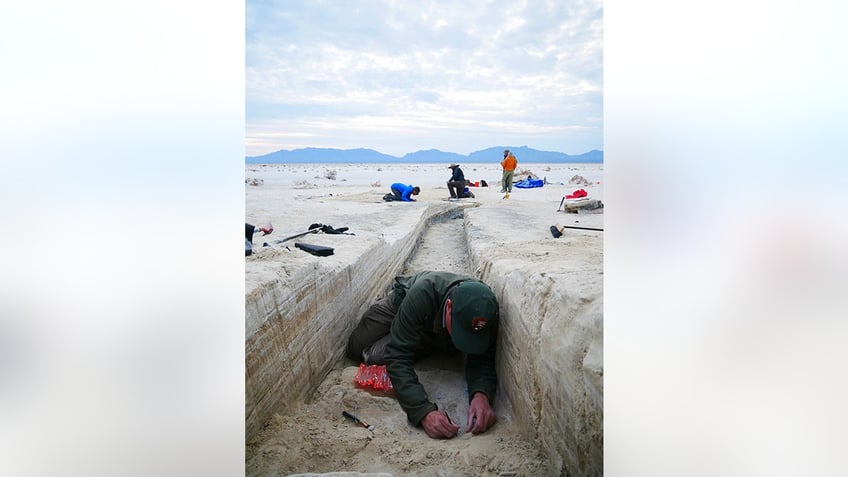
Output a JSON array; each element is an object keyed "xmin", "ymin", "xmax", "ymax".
[
  {"xmin": 346, "ymin": 271, "xmax": 499, "ymax": 439},
  {"xmin": 386, "ymin": 182, "xmax": 420, "ymax": 202}
]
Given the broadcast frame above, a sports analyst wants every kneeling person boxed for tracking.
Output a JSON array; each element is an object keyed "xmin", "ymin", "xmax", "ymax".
[
  {"xmin": 388, "ymin": 183, "xmax": 420, "ymax": 202},
  {"xmin": 346, "ymin": 271, "xmax": 499, "ymax": 439}
]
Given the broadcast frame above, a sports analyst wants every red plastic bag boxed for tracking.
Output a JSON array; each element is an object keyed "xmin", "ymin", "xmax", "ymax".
[
  {"xmin": 566, "ymin": 188, "xmax": 588, "ymax": 199},
  {"xmin": 354, "ymin": 363, "xmax": 394, "ymax": 393}
]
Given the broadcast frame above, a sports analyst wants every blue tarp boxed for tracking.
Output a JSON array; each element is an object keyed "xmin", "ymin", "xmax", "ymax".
[{"xmin": 513, "ymin": 178, "xmax": 544, "ymax": 189}]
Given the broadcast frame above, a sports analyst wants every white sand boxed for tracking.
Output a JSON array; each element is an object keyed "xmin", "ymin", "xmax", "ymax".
[
  {"xmin": 245, "ymin": 162, "xmax": 603, "ymax": 476},
  {"xmin": 245, "ymin": 162, "xmax": 602, "ymax": 294}
]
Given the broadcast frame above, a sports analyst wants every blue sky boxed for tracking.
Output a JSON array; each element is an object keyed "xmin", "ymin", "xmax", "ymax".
[{"xmin": 246, "ymin": 0, "xmax": 603, "ymax": 157}]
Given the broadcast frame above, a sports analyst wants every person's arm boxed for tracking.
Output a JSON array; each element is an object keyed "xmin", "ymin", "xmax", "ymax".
[
  {"xmin": 402, "ymin": 186, "xmax": 413, "ymax": 201},
  {"xmin": 384, "ymin": 295, "xmax": 438, "ymax": 426},
  {"xmin": 464, "ymin": 333, "xmax": 498, "ymax": 433},
  {"xmin": 385, "ymin": 310, "xmax": 458, "ymax": 438},
  {"xmin": 466, "ymin": 391, "xmax": 496, "ymax": 434}
]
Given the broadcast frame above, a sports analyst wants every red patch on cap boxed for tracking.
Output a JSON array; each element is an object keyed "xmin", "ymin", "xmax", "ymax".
[{"xmin": 471, "ymin": 317, "xmax": 488, "ymax": 333}]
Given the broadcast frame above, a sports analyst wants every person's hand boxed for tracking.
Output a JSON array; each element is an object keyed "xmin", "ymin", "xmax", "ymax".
[
  {"xmin": 466, "ymin": 392, "xmax": 496, "ymax": 434},
  {"xmin": 421, "ymin": 410, "xmax": 459, "ymax": 439}
]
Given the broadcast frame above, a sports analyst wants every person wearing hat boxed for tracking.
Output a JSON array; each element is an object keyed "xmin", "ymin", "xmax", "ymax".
[
  {"xmin": 500, "ymin": 149, "xmax": 517, "ymax": 198},
  {"xmin": 345, "ymin": 271, "xmax": 500, "ymax": 439},
  {"xmin": 446, "ymin": 163, "xmax": 467, "ymax": 199}
]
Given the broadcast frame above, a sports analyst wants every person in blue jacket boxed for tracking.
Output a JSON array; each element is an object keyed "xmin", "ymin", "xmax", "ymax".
[{"xmin": 390, "ymin": 183, "xmax": 421, "ymax": 202}]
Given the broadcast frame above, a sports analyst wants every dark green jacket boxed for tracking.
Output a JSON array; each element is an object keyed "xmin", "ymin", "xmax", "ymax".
[{"xmin": 384, "ymin": 271, "xmax": 498, "ymax": 425}]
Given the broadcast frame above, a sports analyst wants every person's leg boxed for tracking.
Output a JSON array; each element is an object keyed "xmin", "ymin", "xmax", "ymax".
[
  {"xmin": 447, "ymin": 181, "xmax": 457, "ymax": 198},
  {"xmin": 451, "ymin": 180, "xmax": 465, "ymax": 198},
  {"xmin": 500, "ymin": 170, "xmax": 508, "ymax": 193},
  {"xmin": 506, "ymin": 171, "xmax": 514, "ymax": 192},
  {"xmin": 362, "ymin": 334, "xmax": 392, "ymax": 365},
  {"xmin": 459, "ymin": 181, "xmax": 471, "ymax": 198},
  {"xmin": 346, "ymin": 295, "xmax": 398, "ymax": 363},
  {"xmin": 458, "ymin": 180, "xmax": 467, "ymax": 197}
]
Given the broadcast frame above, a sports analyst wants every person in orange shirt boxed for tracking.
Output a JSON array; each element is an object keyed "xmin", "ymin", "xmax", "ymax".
[{"xmin": 500, "ymin": 149, "xmax": 517, "ymax": 197}]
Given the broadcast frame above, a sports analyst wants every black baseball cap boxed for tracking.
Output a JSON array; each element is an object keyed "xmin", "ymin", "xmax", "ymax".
[{"xmin": 448, "ymin": 281, "xmax": 499, "ymax": 354}]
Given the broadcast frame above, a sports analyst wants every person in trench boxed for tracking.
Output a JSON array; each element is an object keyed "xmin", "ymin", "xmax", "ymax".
[{"xmin": 346, "ymin": 271, "xmax": 499, "ymax": 439}]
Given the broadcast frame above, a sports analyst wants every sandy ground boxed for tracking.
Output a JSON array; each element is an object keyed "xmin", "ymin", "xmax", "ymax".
[
  {"xmin": 245, "ymin": 162, "xmax": 602, "ymax": 296},
  {"xmin": 245, "ymin": 162, "xmax": 603, "ymax": 476}
]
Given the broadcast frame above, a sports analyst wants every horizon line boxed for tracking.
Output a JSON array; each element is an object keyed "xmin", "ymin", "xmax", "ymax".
[{"xmin": 247, "ymin": 145, "xmax": 604, "ymax": 159}]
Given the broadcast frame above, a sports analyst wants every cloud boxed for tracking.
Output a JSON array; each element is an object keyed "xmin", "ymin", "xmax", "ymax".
[{"xmin": 246, "ymin": 0, "xmax": 603, "ymax": 156}]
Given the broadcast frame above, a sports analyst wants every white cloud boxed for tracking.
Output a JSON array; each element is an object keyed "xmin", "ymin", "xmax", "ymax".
[{"xmin": 246, "ymin": 0, "xmax": 603, "ymax": 156}]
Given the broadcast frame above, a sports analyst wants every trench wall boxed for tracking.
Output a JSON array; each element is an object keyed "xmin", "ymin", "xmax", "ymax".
[
  {"xmin": 464, "ymin": 209, "xmax": 604, "ymax": 477},
  {"xmin": 245, "ymin": 210, "xmax": 432, "ymax": 441}
]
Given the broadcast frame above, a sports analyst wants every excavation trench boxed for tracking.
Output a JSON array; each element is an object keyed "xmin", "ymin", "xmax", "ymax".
[{"xmin": 246, "ymin": 200, "xmax": 603, "ymax": 477}]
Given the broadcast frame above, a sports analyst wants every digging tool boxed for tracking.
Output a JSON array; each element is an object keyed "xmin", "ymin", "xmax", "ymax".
[
  {"xmin": 342, "ymin": 410, "xmax": 374, "ymax": 431},
  {"xmin": 557, "ymin": 197, "xmax": 566, "ymax": 212},
  {"xmin": 551, "ymin": 222, "xmax": 603, "ymax": 238},
  {"xmin": 560, "ymin": 224, "xmax": 603, "ymax": 232},
  {"xmin": 273, "ymin": 228, "xmax": 318, "ymax": 244}
]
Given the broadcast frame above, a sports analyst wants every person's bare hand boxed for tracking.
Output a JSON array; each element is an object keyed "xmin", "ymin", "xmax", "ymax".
[
  {"xmin": 421, "ymin": 410, "xmax": 459, "ymax": 439},
  {"xmin": 466, "ymin": 393, "xmax": 496, "ymax": 434}
]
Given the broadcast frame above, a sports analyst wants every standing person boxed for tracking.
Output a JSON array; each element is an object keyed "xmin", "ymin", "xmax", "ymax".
[
  {"xmin": 389, "ymin": 182, "xmax": 421, "ymax": 202},
  {"xmin": 345, "ymin": 271, "xmax": 500, "ymax": 439},
  {"xmin": 500, "ymin": 149, "xmax": 517, "ymax": 198},
  {"xmin": 446, "ymin": 163, "xmax": 467, "ymax": 199}
]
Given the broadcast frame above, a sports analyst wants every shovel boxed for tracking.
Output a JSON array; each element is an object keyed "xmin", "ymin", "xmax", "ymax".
[
  {"xmin": 273, "ymin": 228, "xmax": 319, "ymax": 244},
  {"xmin": 550, "ymin": 222, "xmax": 603, "ymax": 238}
]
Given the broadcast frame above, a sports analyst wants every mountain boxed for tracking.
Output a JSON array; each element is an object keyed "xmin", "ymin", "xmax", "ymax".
[
  {"xmin": 400, "ymin": 149, "xmax": 466, "ymax": 163},
  {"xmin": 467, "ymin": 146, "xmax": 603, "ymax": 163},
  {"xmin": 246, "ymin": 146, "xmax": 603, "ymax": 164},
  {"xmin": 246, "ymin": 147, "xmax": 398, "ymax": 164}
]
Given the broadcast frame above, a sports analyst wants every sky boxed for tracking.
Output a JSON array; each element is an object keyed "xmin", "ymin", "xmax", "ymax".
[{"xmin": 246, "ymin": 0, "xmax": 603, "ymax": 157}]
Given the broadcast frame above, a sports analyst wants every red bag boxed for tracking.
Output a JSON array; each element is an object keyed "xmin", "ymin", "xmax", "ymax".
[{"xmin": 354, "ymin": 363, "xmax": 394, "ymax": 393}]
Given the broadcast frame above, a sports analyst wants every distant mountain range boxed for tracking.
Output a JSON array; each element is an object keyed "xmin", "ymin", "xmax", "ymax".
[{"xmin": 246, "ymin": 146, "xmax": 603, "ymax": 164}]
